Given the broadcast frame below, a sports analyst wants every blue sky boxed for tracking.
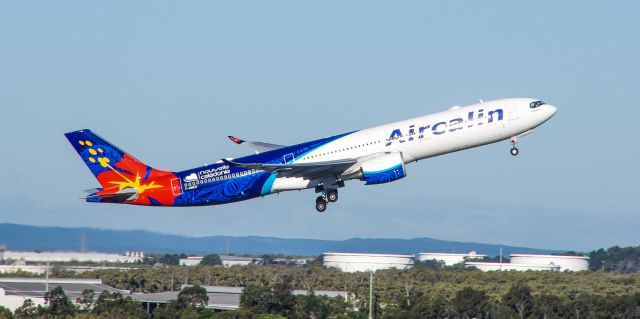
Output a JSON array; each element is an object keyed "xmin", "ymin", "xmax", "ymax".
[{"xmin": 1, "ymin": 1, "xmax": 638, "ymax": 252}]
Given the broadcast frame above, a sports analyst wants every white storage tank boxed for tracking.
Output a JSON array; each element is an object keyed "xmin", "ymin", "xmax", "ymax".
[
  {"xmin": 323, "ymin": 252, "xmax": 415, "ymax": 272},
  {"xmin": 509, "ymin": 254, "xmax": 589, "ymax": 272},
  {"xmin": 418, "ymin": 251, "xmax": 487, "ymax": 266},
  {"xmin": 465, "ymin": 261, "xmax": 561, "ymax": 272}
]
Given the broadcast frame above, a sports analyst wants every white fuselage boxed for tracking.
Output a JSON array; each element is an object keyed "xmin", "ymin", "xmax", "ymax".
[{"xmin": 270, "ymin": 98, "xmax": 556, "ymax": 192}]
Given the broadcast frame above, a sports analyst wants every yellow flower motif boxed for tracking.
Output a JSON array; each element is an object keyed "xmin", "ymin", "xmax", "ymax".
[
  {"xmin": 109, "ymin": 173, "xmax": 163, "ymax": 194},
  {"xmin": 98, "ymin": 157, "xmax": 110, "ymax": 168}
]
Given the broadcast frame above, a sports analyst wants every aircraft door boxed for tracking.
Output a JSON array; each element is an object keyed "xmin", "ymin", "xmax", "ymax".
[
  {"xmin": 283, "ymin": 153, "xmax": 295, "ymax": 164},
  {"xmin": 171, "ymin": 178, "xmax": 182, "ymax": 195},
  {"xmin": 508, "ymin": 106, "xmax": 519, "ymax": 121}
]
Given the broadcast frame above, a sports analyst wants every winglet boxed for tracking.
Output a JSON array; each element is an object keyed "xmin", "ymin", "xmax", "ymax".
[
  {"xmin": 228, "ymin": 136, "xmax": 245, "ymax": 145},
  {"xmin": 221, "ymin": 158, "xmax": 238, "ymax": 166},
  {"xmin": 226, "ymin": 136, "xmax": 285, "ymax": 152}
]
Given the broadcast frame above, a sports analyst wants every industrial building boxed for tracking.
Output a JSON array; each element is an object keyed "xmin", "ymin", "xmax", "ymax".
[
  {"xmin": 0, "ymin": 277, "xmax": 347, "ymax": 314},
  {"xmin": 0, "ymin": 264, "xmax": 50, "ymax": 275},
  {"xmin": 1, "ymin": 251, "xmax": 143, "ymax": 263},
  {"xmin": 179, "ymin": 255, "xmax": 260, "ymax": 267},
  {"xmin": 323, "ymin": 252, "xmax": 415, "ymax": 272},
  {"xmin": 0, "ymin": 277, "xmax": 126, "ymax": 311},
  {"xmin": 418, "ymin": 251, "xmax": 487, "ymax": 266},
  {"xmin": 134, "ymin": 285, "xmax": 347, "ymax": 313}
]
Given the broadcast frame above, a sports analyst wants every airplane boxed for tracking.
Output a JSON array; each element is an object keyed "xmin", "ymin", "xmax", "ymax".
[{"xmin": 65, "ymin": 98, "xmax": 556, "ymax": 212}]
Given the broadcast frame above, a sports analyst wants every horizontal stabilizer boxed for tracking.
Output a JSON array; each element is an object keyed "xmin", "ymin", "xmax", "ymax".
[{"xmin": 83, "ymin": 187, "xmax": 138, "ymax": 203}]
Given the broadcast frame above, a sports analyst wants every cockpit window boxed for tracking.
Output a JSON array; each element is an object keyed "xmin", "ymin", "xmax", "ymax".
[{"xmin": 530, "ymin": 100, "xmax": 545, "ymax": 108}]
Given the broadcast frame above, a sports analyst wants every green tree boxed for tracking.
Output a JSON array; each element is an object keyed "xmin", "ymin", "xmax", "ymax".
[
  {"xmin": 152, "ymin": 301, "xmax": 182, "ymax": 319},
  {"xmin": 44, "ymin": 286, "xmax": 76, "ymax": 316},
  {"xmin": 240, "ymin": 281, "xmax": 296, "ymax": 317},
  {"xmin": 408, "ymin": 291, "xmax": 451, "ymax": 319},
  {"xmin": 200, "ymin": 254, "xmax": 223, "ymax": 266},
  {"xmin": 453, "ymin": 287, "xmax": 487, "ymax": 319},
  {"xmin": 92, "ymin": 291, "xmax": 147, "ymax": 318},
  {"xmin": 293, "ymin": 291, "xmax": 339, "ymax": 319},
  {"xmin": 240, "ymin": 285, "xmax": 276, "ymax": 314},
  {"xmin": 272, "ymin": 279, "xmax": 296, "ymax": 317},
  {"xmin": 533, "ymin": 293, "xmax": 566, "ymax": 319},
  {"xmin": 158, "ymin": 253, "xmax": 186, "ymax": 265},
  {"xmin": 0, "ymin": 306, "xmax": 13, "ymax": 319},
  {"xmin": 566, "ymin": 293, "xmax": 592, "ymax": 319},
  {"xmin": 178, "ymin": 285, "xmax": 209, "ymax": 309},
  {"xmin": 76, "ymin": 288, "xmax": 94, "ymax": 312},
  {"xmin": 413, "ymin": 260, "xmax": 445, "ymax": 269},
  {"xmin": 13, "ymin": 299, "xmax": 39, "ymax": 319},
  {"xmin": 503, "ymin": 282, "xmax": 534, "ymax": 319}
]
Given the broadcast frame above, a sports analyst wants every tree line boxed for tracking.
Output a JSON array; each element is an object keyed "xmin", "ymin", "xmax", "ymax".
[
  {"xmin": 40, "ymin": 261, "xmax": 640, "ymax": 318},
  {"xmin": 2, "ymin": 277, "xmax": 640, "ymax": 318}
]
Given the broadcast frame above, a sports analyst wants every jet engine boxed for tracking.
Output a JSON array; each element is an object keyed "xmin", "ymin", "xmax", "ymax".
[{"xmin": 360, "ymin": 152, "xmax": 407, "ymax": 185}]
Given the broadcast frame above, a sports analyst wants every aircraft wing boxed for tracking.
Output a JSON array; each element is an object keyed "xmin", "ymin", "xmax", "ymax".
[
  {"xmin": 222, "ymin": 158, "xmax": 358, "ymax": 179},
  {"xmin": 227, "ymin": 136, "xmax": 286, "ymax": 153}
]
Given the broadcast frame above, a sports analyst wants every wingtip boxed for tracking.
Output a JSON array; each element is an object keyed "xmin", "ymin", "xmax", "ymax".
[{"xmin": 228, "ymin": 136, "xmax": 244, "ymax": 144}]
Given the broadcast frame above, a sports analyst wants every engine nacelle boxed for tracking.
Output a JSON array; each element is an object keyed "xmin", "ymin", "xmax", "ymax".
[{"xmin": 360, "ymin": 152, "xmax": 407, "ymax": 185}]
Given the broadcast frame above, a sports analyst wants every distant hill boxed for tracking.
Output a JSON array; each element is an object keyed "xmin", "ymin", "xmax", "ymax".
[{"xmin": 0, "ymin": 223, "xmax": 556, "ymax": 256}]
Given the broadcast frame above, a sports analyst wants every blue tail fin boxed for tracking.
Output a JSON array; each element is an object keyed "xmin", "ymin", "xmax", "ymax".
[{"xmin": 64, "ymin": 129, "xmax": 170, "ymax": 188}]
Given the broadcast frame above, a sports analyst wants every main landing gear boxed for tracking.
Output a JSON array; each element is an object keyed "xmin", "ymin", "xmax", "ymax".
[
  {"xmin": 315, "ymin": 196, "xmax": 327, "ymax": 212},
  {"xmin": 315, "ymin": 189, "xmax": 339, "ymax": 212},
  {"xmin": 509, "ymin": 136, "xmax": 519, "ymax": 156},
  {"xmin": 314, "ymin": 179, "xmax": 344, "ymax": 212},
  {"xmin": 327, "ymin": 189, "xmax": 338, "ymax": 202}
]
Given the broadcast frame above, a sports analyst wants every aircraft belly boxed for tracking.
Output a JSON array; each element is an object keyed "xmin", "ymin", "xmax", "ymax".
[{"xmin": 271, "ymin": 176, "xmax": 315, "ymax": 192}]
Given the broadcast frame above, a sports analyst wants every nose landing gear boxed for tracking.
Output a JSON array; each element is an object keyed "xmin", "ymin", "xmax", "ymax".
[{"xmin": 509, "ymin": 136, "xmax": 519, "ymax": 156}]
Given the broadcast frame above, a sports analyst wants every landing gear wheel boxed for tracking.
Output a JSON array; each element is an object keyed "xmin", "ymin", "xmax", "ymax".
[
  {"xmin": 510, "ymin": 147, "xmax": 519, "ymax": 156},
  {"xmin": 327, "ymin": 189, "xmax": 338, "ymax": 202},
  {"xmin": 315, "ymin": 196, "xmax": 327, "ymax": 212}
]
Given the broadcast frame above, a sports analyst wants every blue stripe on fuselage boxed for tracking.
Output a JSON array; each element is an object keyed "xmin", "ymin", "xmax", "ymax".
[{"xmin": 172, "ymin": 131, "xmax": 355, "ymax": 206}]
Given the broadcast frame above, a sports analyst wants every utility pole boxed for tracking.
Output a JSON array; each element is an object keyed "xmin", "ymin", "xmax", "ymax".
[
  {"xmin": 369, "ymin": 271, "xmax": 374, "ymax": 319},
  {"xmin": 45, "ymin": 261, "xmax": 50, "ymax": 293},
  {"xmin": 499, "ymin": 247, "xmax": 503, "ymax": 271}
]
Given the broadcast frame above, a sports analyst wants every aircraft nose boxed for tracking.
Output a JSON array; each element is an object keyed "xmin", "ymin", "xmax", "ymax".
[{"xmin": 546, "ymin": 104, "xmax": 557, "ymax": 117}]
